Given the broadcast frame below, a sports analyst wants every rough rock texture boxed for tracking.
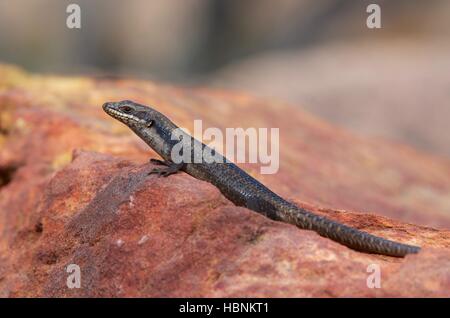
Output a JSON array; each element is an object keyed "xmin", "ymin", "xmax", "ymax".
[{"xmin": 1, "ymin": 64, "xmax": 450, "ymax": 297}]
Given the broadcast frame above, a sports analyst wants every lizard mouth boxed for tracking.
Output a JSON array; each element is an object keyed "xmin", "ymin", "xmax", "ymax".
[
  {"xmin": 102, "ymin": 102, "xmax": 119, "ymax": 116},
  {"xmin": 102, "ymin": 102, "xmax": 133, "ymax": 121}
]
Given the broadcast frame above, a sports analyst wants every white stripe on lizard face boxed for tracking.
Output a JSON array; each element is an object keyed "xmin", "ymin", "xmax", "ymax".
[{"xmin": 109, "ymin": 108, "xmax": 146, "ymax": 124}]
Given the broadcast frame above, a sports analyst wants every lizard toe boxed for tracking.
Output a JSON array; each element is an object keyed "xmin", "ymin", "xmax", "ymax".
[{"xmin": 149, "ymin": 158, "xmax": 167, "ymax": 166}]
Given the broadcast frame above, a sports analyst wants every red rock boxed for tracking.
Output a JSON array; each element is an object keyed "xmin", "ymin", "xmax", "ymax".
[{"xmin": 1, "ymin": 64, "xmax": 450, "ymax": 297}]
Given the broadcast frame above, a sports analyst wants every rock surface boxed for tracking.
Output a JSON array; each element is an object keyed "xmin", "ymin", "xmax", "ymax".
[{"xmin": 1, "ymin": 64, "xmax": 450, "ymax": 297}]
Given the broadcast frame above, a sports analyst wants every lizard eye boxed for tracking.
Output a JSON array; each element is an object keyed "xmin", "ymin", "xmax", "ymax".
[{"xmin": 121, "ymin": 106, "xmax": 133, "ymax": 113}]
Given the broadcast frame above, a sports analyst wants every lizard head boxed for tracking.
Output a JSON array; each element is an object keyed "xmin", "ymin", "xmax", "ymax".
[
  {"xmin": 102, "ymin": 100, "xmax": 180, "ymax": 160},
  {"xmin": 102, "ymin": 100, "xmax": 155, "ymax": 129}
]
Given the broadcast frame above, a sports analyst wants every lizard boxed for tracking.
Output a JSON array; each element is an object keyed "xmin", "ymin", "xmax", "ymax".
[{"xmin": 102, "ymin": 100, "xmax": 420, "ymax": 257}]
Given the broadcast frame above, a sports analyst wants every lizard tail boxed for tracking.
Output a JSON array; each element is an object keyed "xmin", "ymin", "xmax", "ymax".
[{"xmin": 278, "ymin": 203, "xmax": 420, "ymax": 257}]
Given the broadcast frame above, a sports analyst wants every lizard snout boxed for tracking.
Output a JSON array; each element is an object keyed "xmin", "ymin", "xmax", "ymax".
[{"xmin": 102, "ymin": 102, "xmax": 112, "ymax": 111}]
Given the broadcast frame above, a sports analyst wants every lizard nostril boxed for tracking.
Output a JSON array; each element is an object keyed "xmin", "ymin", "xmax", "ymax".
[{"xmin": 102, "ymin": 102, "xmax": 111, "ymax": 110}]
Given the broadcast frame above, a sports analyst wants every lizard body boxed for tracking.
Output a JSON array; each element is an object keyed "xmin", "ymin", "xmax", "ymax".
[{"xmin": 103, "ymin": 100, "xmax": 420, "ymax": 257}]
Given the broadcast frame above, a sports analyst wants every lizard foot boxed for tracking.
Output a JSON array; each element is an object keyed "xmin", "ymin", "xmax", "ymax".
[{"xmin": 148, "ymin": 162, "xmax": 184, "ymax": 177}]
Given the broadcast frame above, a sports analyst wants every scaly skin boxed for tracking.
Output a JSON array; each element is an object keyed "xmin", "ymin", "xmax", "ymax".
[{"xmin": 102, "ymin": 100, "xmax": 420, "ymax": 257}]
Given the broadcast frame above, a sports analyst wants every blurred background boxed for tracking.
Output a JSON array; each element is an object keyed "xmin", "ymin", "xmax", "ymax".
[{"xmin": 0, "ymin": 0, "xmax": 449, "ymax": 158}]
